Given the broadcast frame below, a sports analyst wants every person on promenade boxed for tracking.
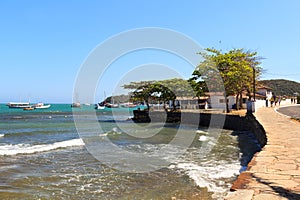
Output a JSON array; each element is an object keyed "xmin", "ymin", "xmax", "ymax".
[
  {"xmin": 278, "ymin": 96, "xmax": 281, "ymax": 106},
  {"xmin": 270, "ymin": 96, "xmax": 274, "ymax": 107},
  {"xmin": 292, "ymin": 97, "xmax": 296, "ymax": 104},
  {"xmin": 265, "ymin": 98, "xmax": 268, "ymax": 107}
]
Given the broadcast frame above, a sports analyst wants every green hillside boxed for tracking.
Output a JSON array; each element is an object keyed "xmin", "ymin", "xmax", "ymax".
[{"xmin": 259, "ymin": 79, "xmax": 300, "ymax": 96}]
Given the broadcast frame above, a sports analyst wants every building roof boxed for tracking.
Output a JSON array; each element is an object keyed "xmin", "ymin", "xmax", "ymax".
[{"xmin": 257, "ymin": 85, "xmax": 272, "ymax": 90}]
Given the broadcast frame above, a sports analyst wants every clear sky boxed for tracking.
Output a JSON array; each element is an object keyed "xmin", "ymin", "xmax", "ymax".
[{"xmin": 1, "ymin": 0, "xmax": 300, "ymax": 103}]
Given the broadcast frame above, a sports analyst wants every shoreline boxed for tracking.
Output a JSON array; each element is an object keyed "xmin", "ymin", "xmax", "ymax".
[{"xmin": 132, "ymin": 109, "xmax": 268, "ymax": 199}]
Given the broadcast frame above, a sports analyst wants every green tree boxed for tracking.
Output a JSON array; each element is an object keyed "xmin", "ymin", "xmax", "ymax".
[
  {"xmin": 123, "ymin": 78, "xmax": 194, "ymax": 111},
  {"xmin": 123, "ymin": 81, "xmax": 176, "ymax": 110},
  {"xmin": 157, "ymin": 78, "xmax": 194, "ymax": 97},
  {"xmin": 191, "ymin": 48, "xmax": 262, "ymax": 112},
  {"xmin": 124, "ymin": 81, "xmax": 155, "ymax": 110},
  {"xmin": 188, "ymin": 75, "xmax": 208, "ymax": 108}
]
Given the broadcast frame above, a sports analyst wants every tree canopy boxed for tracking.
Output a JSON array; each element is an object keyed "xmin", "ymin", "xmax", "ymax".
[
  {"xmin": 123, "ymin": 78, "xmax": 195, "ymax": 110},
  {"xmin": 122, "ymin": 48, "xmax": 263, "ymax": 112},
  {"xmin": 191, "ymin": 48, "xmax": 262, "ymax": 111}
]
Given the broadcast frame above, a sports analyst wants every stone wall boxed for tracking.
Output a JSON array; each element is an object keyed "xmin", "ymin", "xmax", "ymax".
[{"xmin": 132, "ymin": 110, "xmax": 267, "ymax": 147}]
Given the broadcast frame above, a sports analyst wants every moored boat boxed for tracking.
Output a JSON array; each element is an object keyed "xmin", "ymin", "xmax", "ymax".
[
  {"xmin": 120, "ymin": 102, "xmax": 137, "ymax": 108},
  {"xmin": 23, "ymin": 106, "xmax": 35, "ymax": 111},
  {"xmin": 105, "ymin": 103, "xmax": 119, "ymax": 108},
  {"xmin": 71, "ymin": 102, "xmax": 81, "ymax": 108},
  {"xmin": 33, "ymin": 103, "xmax": 51, "ymax": 109},
  {"xmin": 7, "ymin": 102, "xmax": 31, "ymax": 109},
  {"xmin": 95, "ymin": 102, "xmax": 106, "ymax": 110}
]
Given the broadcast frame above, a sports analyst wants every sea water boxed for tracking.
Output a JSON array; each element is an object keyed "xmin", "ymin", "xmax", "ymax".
[{"xmin": 0, "ymin": 104, "xmax": 261, "ymax": 199}]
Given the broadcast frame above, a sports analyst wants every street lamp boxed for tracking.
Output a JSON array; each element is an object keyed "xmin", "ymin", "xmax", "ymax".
[
  {"xmin": 247, "ymin": 66, "xmax": 256, "ymax": 115},
  {"xmin": 253, "ymin": 66, "xmax": 255, "ymax": 101}
]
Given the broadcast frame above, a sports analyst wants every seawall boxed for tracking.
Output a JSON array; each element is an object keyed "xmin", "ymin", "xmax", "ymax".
[
  {"xmin": 132, "ymin": 110, "xmax": 267, "ymax": 147},
  {"xmin": 132, "ymin": 110, "xmax": 270, "ymax": 199}
]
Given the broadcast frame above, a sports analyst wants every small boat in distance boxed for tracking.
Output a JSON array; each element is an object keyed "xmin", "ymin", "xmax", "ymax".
[
  {"xmin": 105, "ymin": 103, "xmax": 119, "ymax": 108},
  {"xmin": 7, "ymin": 102, "xmax": 31, "ymax": 109},
  {"xmin": 95, "ymin": 102, "xmax": 106, "ymax": 110},
  {"xmin": 33, "ymin": 103, "xmax": 51, "ymax": 109},
  {"xmin": 71, "ymin": 102, "xmax": 81, "ymax": 108},
  {"xmin": 23, "ymin": 107, "xmax": 35, "ymax": 111},
  {"xmin": 120, "ymin": 102, "xmax": 137, "ymax": 108}
]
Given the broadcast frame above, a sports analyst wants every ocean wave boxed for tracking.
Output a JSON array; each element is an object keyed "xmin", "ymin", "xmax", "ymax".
[
  {"xmin": 110, "ymin": 140, "xmax": 240, "ymax": 198},
  {"xmin": 2, "ymin": 129, "xmax": 75, "ymax": 138},
  {"xmin": 99, "ymin": 127, "xmax": 123, "ymax": 137},
  {"xmin": 0, "ymin": 134, "xmax": 4, "ymax": 138},
  {"xmin": 173, "ymin": 161, "xmax": 240, "ymax": 199},
  {"xmin": 0, "ymin": 139, "xmax": 84, "ymax": 156}
]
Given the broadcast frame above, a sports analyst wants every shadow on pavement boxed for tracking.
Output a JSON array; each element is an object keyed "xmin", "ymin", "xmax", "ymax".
[{"xmin": 253, "ymin": 175, "xmax": 300, "ymax": 200}]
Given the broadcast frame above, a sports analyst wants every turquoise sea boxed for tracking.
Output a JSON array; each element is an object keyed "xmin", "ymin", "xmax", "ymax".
[{"xmin": 0, "ymin": 104, "xmax": 261, "ymax": 199}]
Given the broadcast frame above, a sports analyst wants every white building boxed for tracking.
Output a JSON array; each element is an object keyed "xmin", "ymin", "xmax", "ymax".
[{"xmin": 257, "ymin": 85, "xmax": 273, "ymax": 100}]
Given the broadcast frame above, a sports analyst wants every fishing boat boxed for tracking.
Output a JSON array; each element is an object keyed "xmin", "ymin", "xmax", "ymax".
[
  {"xmin": 7, "ymin": 102, "xmax": 31, "ymax": 109},
  {"xmin": 33, "ymin": 103, "xmax": 51, "ymax": 109}
]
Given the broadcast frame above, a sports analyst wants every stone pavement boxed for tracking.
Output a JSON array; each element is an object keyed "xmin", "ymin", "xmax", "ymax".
[{"xmin": 226, "ymin": 107, "xmax": 300, "ymax": 200}]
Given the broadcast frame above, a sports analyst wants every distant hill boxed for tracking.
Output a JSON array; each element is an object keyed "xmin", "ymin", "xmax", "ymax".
[{"xmin": 259, "ymin": 79, "xmax": 300, "ymax": 96}]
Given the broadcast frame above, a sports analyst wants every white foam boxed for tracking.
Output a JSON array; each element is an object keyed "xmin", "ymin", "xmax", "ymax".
[
  {"xmin": 0, "ymin": 134, "xmax": 4, "ymax": 138},
  {"xmin": 0, "ymin": 139, "xmax": 84, "ymax": 156},
  {"xmin": 196, "ymin": 130, "xmax": 208, "ymax": 135},
  {"xmin": 112, "ymin": 127, "xmax": 118, "ymax": 132},
  {"xmin": 174, "ymin": 161, "xmax": 240, "ymax": 199},
  {"xmin": 99, "ymin": 133, "xmax": 108, "ymax": 137},
  {"xmin": 198, "ymin": 135, "xmax": 207, "ymax": 141}
]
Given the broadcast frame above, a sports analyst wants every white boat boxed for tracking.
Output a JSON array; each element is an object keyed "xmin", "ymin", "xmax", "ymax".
[
  {"xmin": 7, "ymin": 102, "xmax": 31, "ymax": 109},
  {"xmin": 120, "ymin": 102, "xmax": 137, "ymax": 108},
  {"xmin": 96, "ymin": 104, "xmax": 105, "ymax": 110},
  {"xmin": 105, "ymin": 103, "xmax": 119, "ymax": 108},
  {"xmin": 95, "ymin": 102, "xmax": 106, "ymax": 110},
  {"xmin": 33, "ymin": 103, "xmax": 51, "ymax": 109},
  {"xmin": 71, "ymin": 102, "xmax": 81, "ymax": 108}
]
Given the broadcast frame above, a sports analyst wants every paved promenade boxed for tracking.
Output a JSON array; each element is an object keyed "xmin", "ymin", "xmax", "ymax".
[{"xmin": 226, "ymin": 106, "xmax": 300, "ymax": 200}]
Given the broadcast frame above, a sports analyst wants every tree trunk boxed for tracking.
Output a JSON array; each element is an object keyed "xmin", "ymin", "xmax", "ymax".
[
  {"xmin": 225, "ymin": 96, "xmax": 230, "ymax": 113},
  {"xmin": 235, "ymin": 93, "xmax": 239, "ymax": 110},
  {"xmin": 145, "ymin": 99, "xmax": 150, "ymax": 110},
  {"xmin": 239, "ymin": 91, "xmax": 243, "ymax": 109},
  {"xmin": 172, "ymin": 99, "xmax": 176, "ymax": 111}
]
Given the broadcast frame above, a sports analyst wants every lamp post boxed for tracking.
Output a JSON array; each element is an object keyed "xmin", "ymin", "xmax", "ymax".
[
  {"xmin": 253, "ymin": 66, "xmax": 255, "ymax": 101},
  {"xmin": 247, "ymin": 66, "xmax": 256, "ymax": 115}
]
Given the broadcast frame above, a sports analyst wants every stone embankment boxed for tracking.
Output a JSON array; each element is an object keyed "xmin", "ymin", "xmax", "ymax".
[
  {"xmin": 132, "ymin": 109, "xmax": 267, "ymax": 146},
  {"xmin": 226, "ymin": 107, "xmax": 300, "ymax": 200}
]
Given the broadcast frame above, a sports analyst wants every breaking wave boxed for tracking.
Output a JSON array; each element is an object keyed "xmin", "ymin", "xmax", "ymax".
[{"xmin": 0, "ymin": 138, "xmax": 84, "ymax": 156}]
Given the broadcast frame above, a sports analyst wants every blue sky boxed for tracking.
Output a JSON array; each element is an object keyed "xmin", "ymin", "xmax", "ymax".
[{"xmin": 1, "ymin": 0, "xmax": 300, "ymax": 103}]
